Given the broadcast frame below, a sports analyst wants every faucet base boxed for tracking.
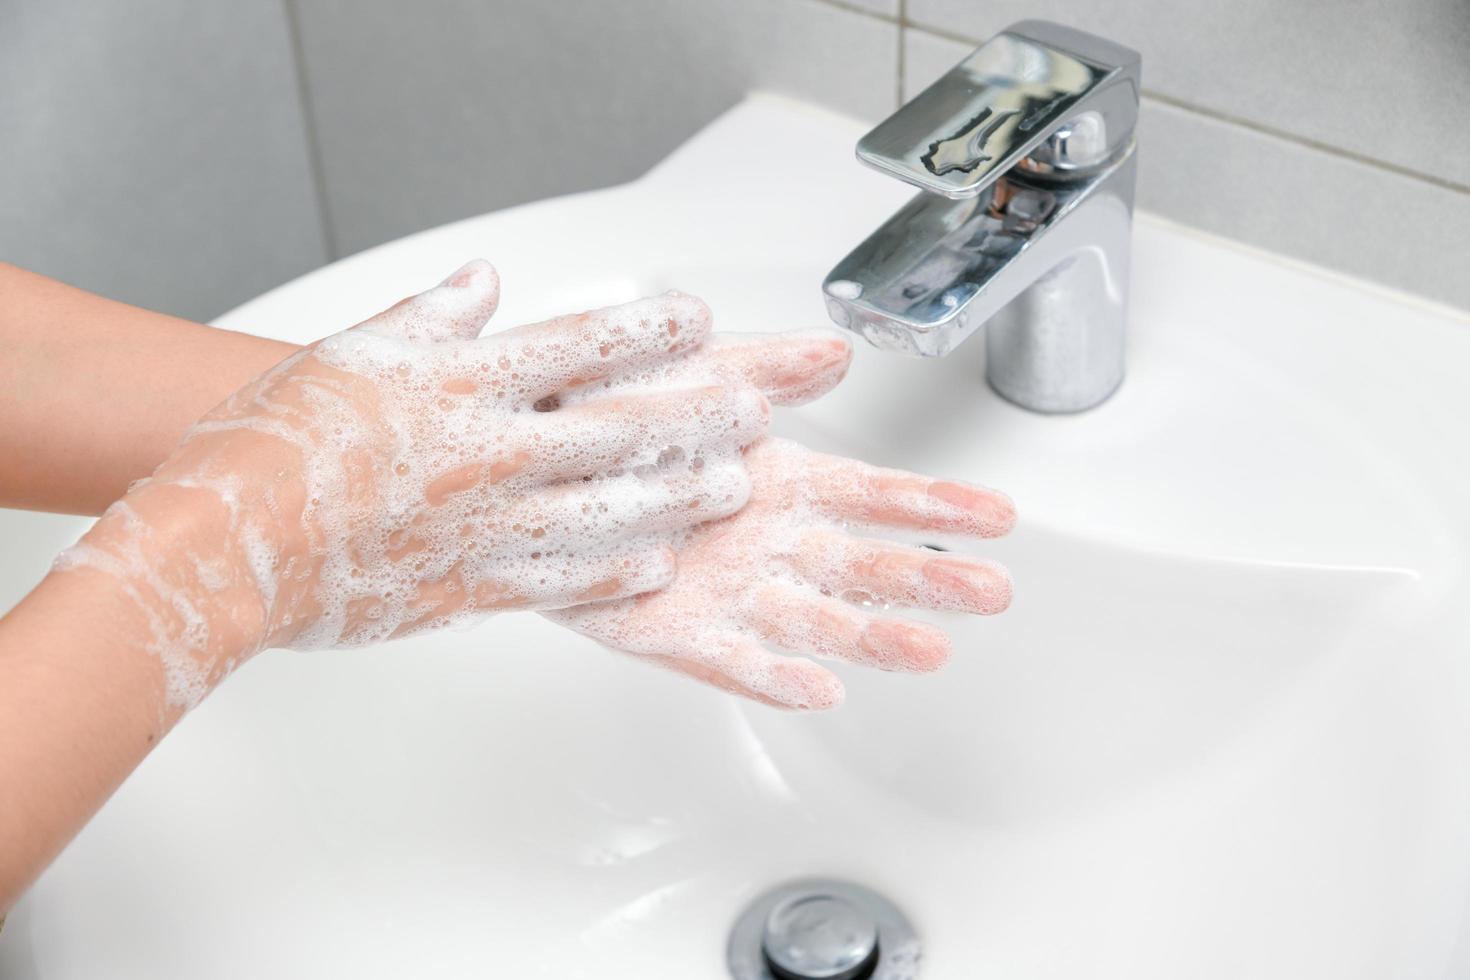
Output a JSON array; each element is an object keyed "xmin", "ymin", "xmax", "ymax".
[{"xmin": 984, "ymin": 201, "xmax": 1130, "ymax": 412}]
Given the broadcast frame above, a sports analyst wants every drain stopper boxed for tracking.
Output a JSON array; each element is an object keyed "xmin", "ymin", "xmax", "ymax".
[
  {"xmin": 728, "ymin": 878, "xmax": 920, "ymax": 980},
  {"xmin": 763, "ymin": 892, "xmax": 879, "ymax": 980}
]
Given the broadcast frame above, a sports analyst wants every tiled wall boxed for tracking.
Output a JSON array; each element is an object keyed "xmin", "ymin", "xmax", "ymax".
[
  {"xmin": 285, "ymin": 0, "xmax": 897, "ymax": 258},
  {"xmin": 3, "ymin": 0, "xmax": 1466, "ymax": 320},
  {"xmin": 0, "ymin": 2, "xmax": 330, "ymax": 321},
  {"xmin": 896, "ymin": 0, "xmax": 1470, "ymax": 310}
]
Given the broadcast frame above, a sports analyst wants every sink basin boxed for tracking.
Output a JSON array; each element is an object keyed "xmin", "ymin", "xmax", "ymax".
[{"xmin": 4, "ymin": 94, "xmax": 1469, "ymax": 979}]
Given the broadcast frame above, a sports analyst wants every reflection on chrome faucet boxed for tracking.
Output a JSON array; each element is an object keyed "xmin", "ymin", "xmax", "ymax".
[{"xmin": 824, "ymin": 21, "xmax": 1141, "ymax": 413}]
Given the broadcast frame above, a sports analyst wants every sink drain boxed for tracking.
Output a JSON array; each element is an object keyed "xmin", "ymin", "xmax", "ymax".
[{"xmin": 727, "ymin": 878, "xmax": 920, "ymax": 980}]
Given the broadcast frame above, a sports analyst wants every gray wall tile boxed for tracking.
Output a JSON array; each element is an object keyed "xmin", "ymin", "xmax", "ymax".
[
  {"xmin": 824, "ymin": 0, "xmax": 902, "ymax": 18},
  {"xmin": 905, "ymin": 28, "xmax": 1470, "ymax": 311},
  {"xmin": 1135, "ymin": 98, "xmax": 1470, "ymax": 311},
  {"xmin": 5, "ymin": 3, "xmax": 1460, "ymax": 318},
  {"xmin": 0, "ymin": 1, "xmax": 329, "ymax": 321},
  {"xmin": 906, "ymin": 0, "xmax": 1470, "ymax": 191},
  {"xmin": 289, "ymin": 0, "xmax": 898, "ymax": 256},
  {"xmin": 901, "ymin": 28, "xmax": 970, "ymax": 101}
]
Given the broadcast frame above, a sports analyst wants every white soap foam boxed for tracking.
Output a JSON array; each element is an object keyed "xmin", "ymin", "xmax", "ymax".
[
  {"xmin": 55, "ymin": 268, "xmax": 772, "ymax": 710},
  {"xmin": 275, "ymin": 288, "xmax": 762, "ymax": 649},
  {"xmin": 548, "ymin": 436, "xmax": 1013, "ymax": 710},
  {"xmin": 54, "ymin": 531, "xmax": 215, "ymax": 711}
]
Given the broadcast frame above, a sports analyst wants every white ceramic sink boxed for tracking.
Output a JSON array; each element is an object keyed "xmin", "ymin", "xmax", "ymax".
[{"xmin": 4, "ymin": 95, "xmax": 1470, "ymax": 979}]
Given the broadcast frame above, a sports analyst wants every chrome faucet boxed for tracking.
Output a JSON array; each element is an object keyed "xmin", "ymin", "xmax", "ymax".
[{"xmin": 823, "ymin": 21, "xmax": 1141, "ymax": 413}]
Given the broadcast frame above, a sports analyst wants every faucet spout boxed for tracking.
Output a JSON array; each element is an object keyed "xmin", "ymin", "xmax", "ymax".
[{"xmin": 822, "ymin": 21, "xmax": 1141, "ymax": 414}]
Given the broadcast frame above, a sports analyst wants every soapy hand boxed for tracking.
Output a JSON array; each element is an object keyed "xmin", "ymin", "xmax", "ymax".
[
  {"xmin": 57, "ymin": 260, "xmax": 791, "ymax": 709},
  {"xmin": 0, "ymin": 259, "xmax": 1013, "ymax": 919},
  {"xmin": 52, "ymin": 256, "xmax": 1011, "ymax": 715},
  {"xmin": 548, "ymin": 434, "xmax": 1015, "ymax": 709}
]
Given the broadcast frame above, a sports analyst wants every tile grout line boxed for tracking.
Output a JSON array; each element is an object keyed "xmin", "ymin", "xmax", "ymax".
[
  {"xmin": 808, "ymin": 0, "xmax": 900, "ymax": 27},
  {"xmin": 1141, "ymin": 90, "xmax": 1470, "ymax": 196},
  {"xmin": 896, "ymin": 0, "xmax": 907, "ymax": 107},
  {"xmin": 281, "ymin": 0, "xmax": 340, "ymax": 261},
  {"xmin": 899, "ymin": 16, "xmax": 1470, "ymax": 198}
]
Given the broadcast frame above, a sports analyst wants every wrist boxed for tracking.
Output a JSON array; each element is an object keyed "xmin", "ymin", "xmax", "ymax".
[{"xmin": 59, "ymin": 478, "xmax": 280, "ymax": 713}]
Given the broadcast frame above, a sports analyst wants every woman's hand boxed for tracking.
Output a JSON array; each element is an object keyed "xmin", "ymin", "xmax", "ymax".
[
  {"xmin": 547, "ymin": 441, "xmax": 1016, "ymax": 710},
  {"xmin": 0, "ymin": 260, "xmax": 859, "ymax": 910},
  {"xmin": 57, "ymin": 260, "xmax": 784, "ymax": 710},
  {"xmin": 546, "ymin": 320, "xmax": 1015, "ymax": 710}
]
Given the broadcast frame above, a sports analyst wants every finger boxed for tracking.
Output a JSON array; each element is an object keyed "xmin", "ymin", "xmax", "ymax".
[
  {"xmin": 482, "ymin": 540, "xmax": 679, "ymax": 612},
  {"xmin": 549, "ymin": 607, "xmax": 846, "ymax": 710},
  {"xmin": 526, "ymin": 383, "xmax": 770, "ymax": 482},
  {"xmin": 696, "ymin": 330, "xmax": 852, "ymax": 405},
  {"xmin": 354, "ymin": 259, "xmax": 501, "ymax": 342},
  {"xmin": 561, "ymin": 331, "xmax": 851, "ymax": 408},
  {"xmin": 757, "ymin": 440, "xmax": 1015, "ymax": 537},
  {"xmin": 392, "ymin": 542, "xmax": 677, "ymax": 635},
  {"xmin": 493, "ymin": 291, "xmax": 713, "ymax": 401},
  {"xmin": 744, "ymin": 583, "xmax": 952, "ymax": 672},
  {"xmin": 501, "ymin": 458, "xmax": 752, "ymax": 540},
  {"xmin": 788, "ymin": 529, "xmax": 1012, "ymax": 614},
  {"xmin": 422, "ymin": 450, "xmax": 533, "ymax": 507},
  {"xmin": 641, "ymin": 634, "xmax": 845, "ymax": 710},
  {"xmin": 421, "ymin": 381, "xmax": 766, "ymax": 504}
]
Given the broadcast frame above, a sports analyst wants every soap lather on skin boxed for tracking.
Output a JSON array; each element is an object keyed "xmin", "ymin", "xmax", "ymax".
[
  {"xmin": 55, "ymin": 262, "xmax": 781, "ymax": 711},
  {"xmin": 549, "ymin": 435, "xmax": 1015, "ymax": 710},
  {"xmin": 54, "ymin": 258, "xmax": 1016, "ymax": 717}
]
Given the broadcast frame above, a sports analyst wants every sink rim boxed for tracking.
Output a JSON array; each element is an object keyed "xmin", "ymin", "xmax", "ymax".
[{"xmin": 4, "ymin": 92, "xmax": 1470, "ymax": 980}]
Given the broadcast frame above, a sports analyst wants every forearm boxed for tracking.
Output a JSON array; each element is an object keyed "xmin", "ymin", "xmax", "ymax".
[
  {"xmin": 0, "ymin": 571, "xmax": 169, "ymax": 913},
  {"xmin": 0, "ymin": 263, "xmax": 297, "ymax": 515},
  {"xmin": 0, "ymin": 486, "xmax": 267, "ymax": 913}
]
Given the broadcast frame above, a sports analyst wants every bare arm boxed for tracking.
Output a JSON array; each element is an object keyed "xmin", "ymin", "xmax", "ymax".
[
  {"xmin": 0, "ymin": 523, "xmax": 204, "ymax": 912},
  {"xmin": 0, "ymin": 262, "xmax": 1014, "ymax": 916},
  {"xmin": 0, "ymin": 262, "xmax": 774, "ymax": 911},
  {"xmin": 0, "ymin": 262, "xmax": 296, "ymax": 514},
  {"xmin": 0, "ymin": 266, "xmax": 294, "ymax": 909}
]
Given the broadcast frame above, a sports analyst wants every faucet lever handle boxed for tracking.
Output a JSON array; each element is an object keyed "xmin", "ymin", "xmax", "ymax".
[{"xmin": 858, "ymin": 20, "xmax": 1140, "ymax": 199}]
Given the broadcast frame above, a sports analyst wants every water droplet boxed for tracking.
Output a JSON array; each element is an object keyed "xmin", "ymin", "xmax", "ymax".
[{"xmin": 840, "ymin": 588, "xmax": 890, "ymax": 611}]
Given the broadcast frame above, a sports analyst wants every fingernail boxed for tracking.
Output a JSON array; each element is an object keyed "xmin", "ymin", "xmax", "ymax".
[
  {"xmin": 657, "ymin": 293, "xmax": 712, "ymax": 343},
  {"xmin": 769, "ymin": 660, "xmax": 846, "ymax": 711},
  {"xmin": 859, "ymin": 620, "xmax": 951, "ymax": 672},
  {"xmin": 440, "ymin": 259, "xmax": 491, "ymax": 289},
  {"xmin": 924, "ymin": 558, "xmax": 1013, "ymax": 614},
  {"xmin": 929, "ymin": 481, "xmax": 1017, "ymax": 535},
  {"xmin": 800, "ymin": 336, "xmax": 853, "ymax": 370}
]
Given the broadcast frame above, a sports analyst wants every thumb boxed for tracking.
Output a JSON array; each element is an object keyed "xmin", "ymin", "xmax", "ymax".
[{"xmin": 353, "ymin": 259, "xmax": 500, "ymax": 342}]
